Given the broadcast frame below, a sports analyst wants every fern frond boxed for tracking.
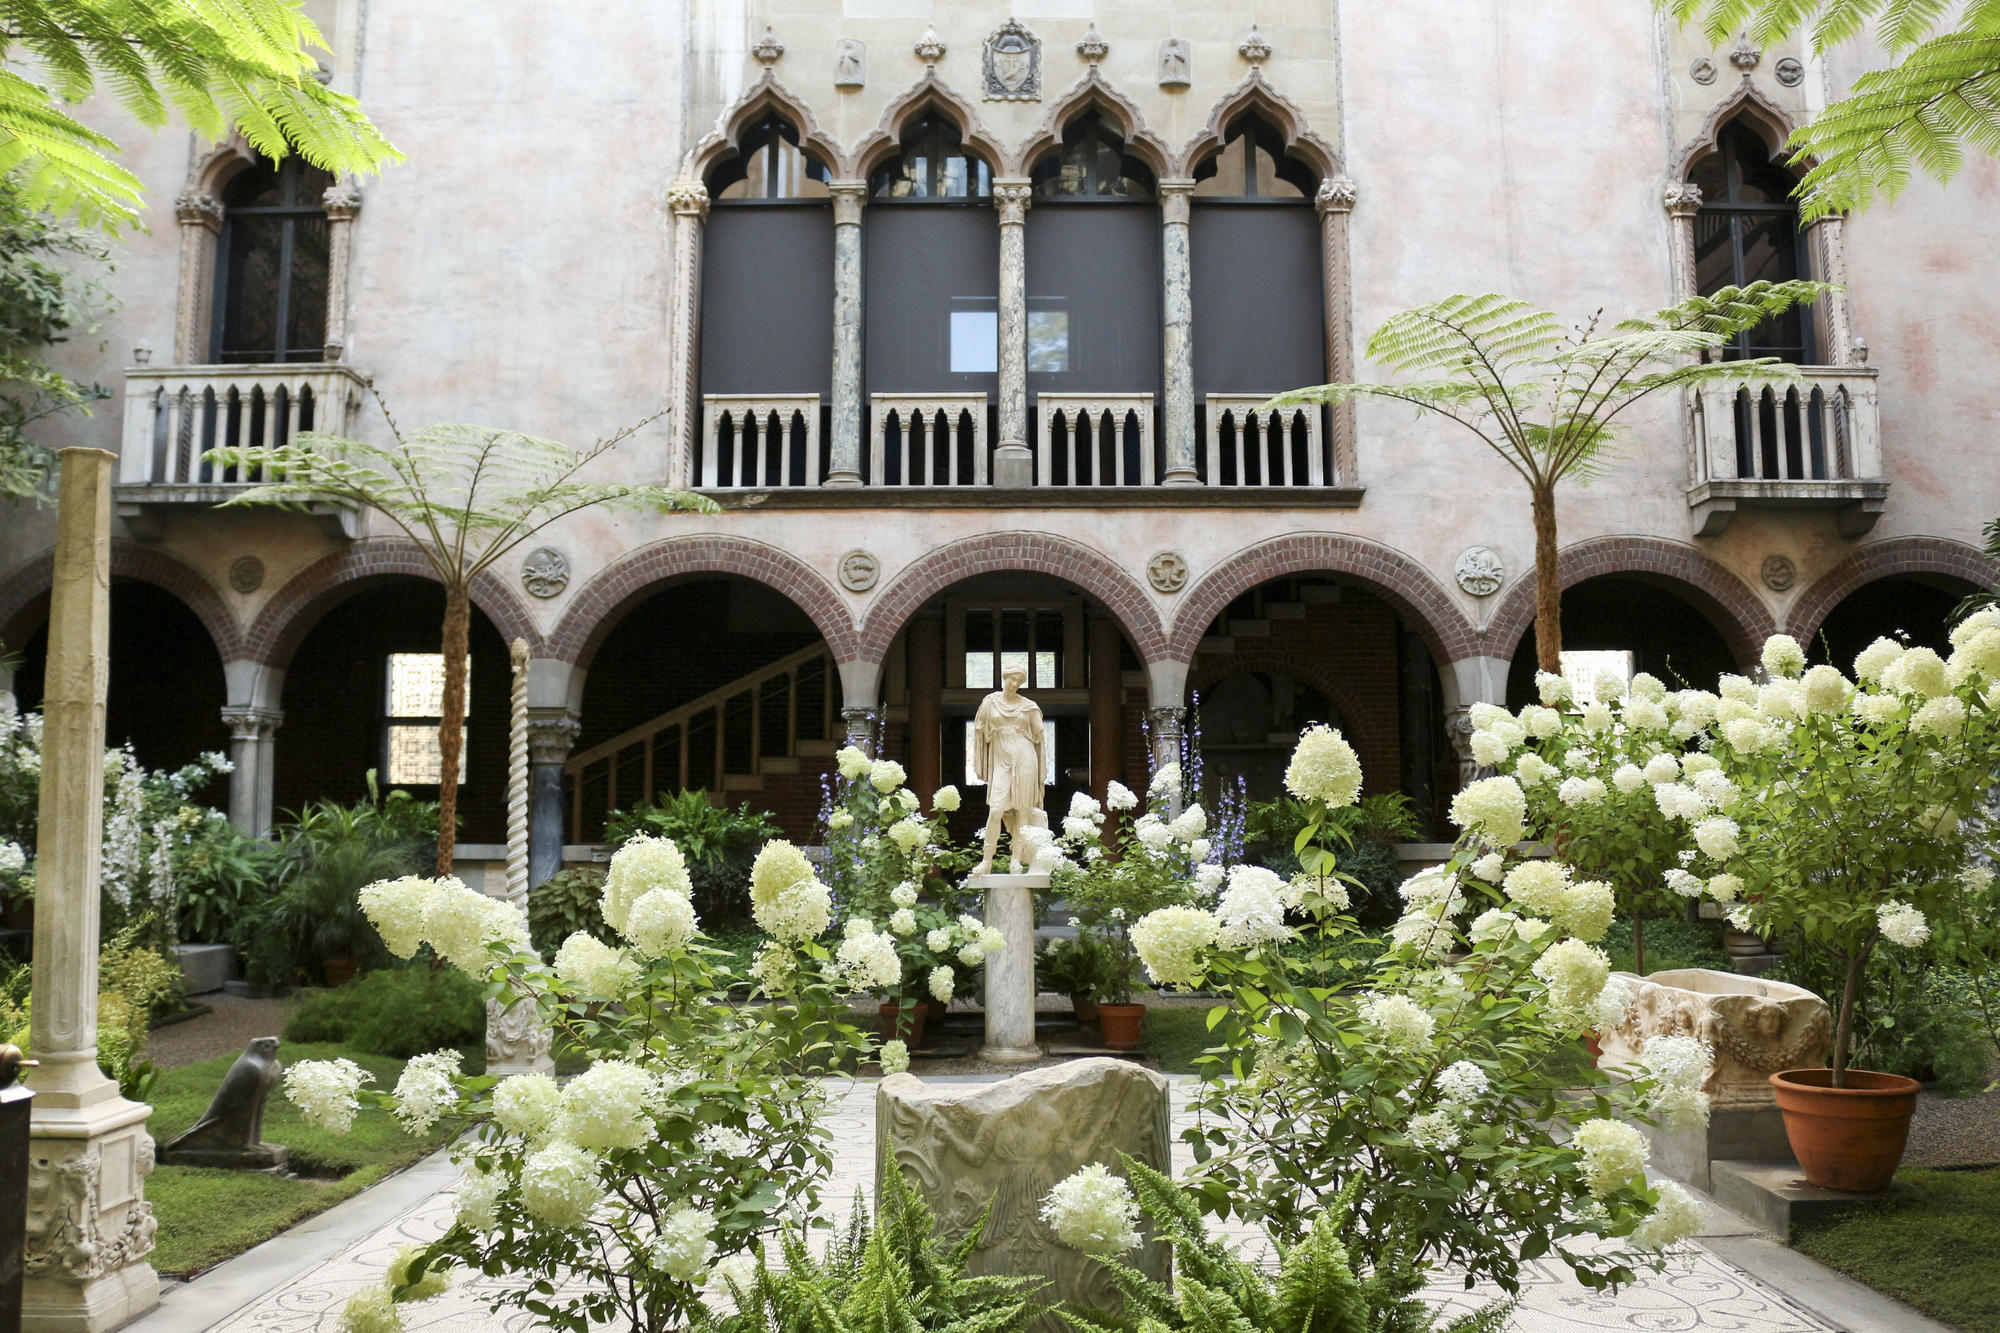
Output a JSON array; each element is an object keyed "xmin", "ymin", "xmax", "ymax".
[
  {"xmin": 1365, "ymin": 295, "xmax": 1563, "ymax": 377},
  {"xmin": 1172, "ymin": 1278, "xmax": 1258, "ymax": 1333},
  {"xmin": 1271, "ymin": 1211, "xmax": 1369, "ymax": 1333},
  {"xmin": 1439, "ymin": 1298, "xmax": 1519, "ymax": 1333}
]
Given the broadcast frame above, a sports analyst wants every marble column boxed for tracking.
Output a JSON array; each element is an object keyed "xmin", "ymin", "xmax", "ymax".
[
  {"xmin": 1663, "ymin": 182, "xmax": 1703, "ymax": 300},
  {"xmin": 827, "ymin": 181, "xmax": 868, "ymax": 487},
  {"xmin": 25, "ymin": 449, "xmax": 160, "ymax": 1331},
  {"xmin": 1158, "ymin": 180, "xmax": 1199, "ymax": 486},
  {"xmin": 992, "ymin": 180, "xmax": 1034, "ymax": 488},
  {"xmin": 665, "ymin": 179, "xmax": 710, "ymax": 488},
  {"xmin": 977, "ymin": 873, "xmax": 1043, "ymax": 1062},
  {"xmin": 840, "ymin": 705, "xmax": 880, "ymax": 755},
  {"xmin": 907, "ymin": 617, "xmax": 942, "ymax": 799},
  {"xmin": 526, "ymin": 709, "xmax": 580, "ymax": 891},
  {"xmin": 1315, "ymin": 177, "xmax": 1358, "ymax": 485},
  {"xmin": 1145, "ymin": 705, "xmax": 1185, "ymax": 816},
  {"xmin": 490, "ymin": 640, "xmax": 553, "ymax": 1077},
  {"xmin": 219, "ymin": 705, "xmax": 282, "ymax": 838},
  {"xmin": 170, "ymin": 192, "xmax": 223, "ymax": 364},
  {"xmin": 320, "ymin": 181, "xmax": 362, "ymax": 362}
]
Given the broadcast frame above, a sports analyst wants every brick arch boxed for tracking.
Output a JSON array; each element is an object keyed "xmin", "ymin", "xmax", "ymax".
[
  {"xmin": 1191, "ymin": 650, "xmax": 1396, "ymax": 797},
  {"xmin": 546, "ymin": 536, "xmax": 858, "ymax": 669},
  {"xmin": 0, "ymin": 542, "xmax": 245, "ymax": 663},
  {"xmin": 856, "ymin": 534, "xmax": 1165, "ymax": 666},
  {"xmin": 244, "ymin": 540, "xmax": 541, "ymax": 669},
  {"xmin": 1786, "ymin": 535, "xmax": 1996, "ymax": 646},
  {"xmin": 1166, "ymin": 534, "xmax": 1477, "ymax": 669},
  {"xmin": 1484, "ymin": 536, "xmax": 1776, "ymax": 669}
]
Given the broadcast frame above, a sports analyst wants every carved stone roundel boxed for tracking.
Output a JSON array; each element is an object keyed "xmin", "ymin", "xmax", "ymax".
[
  {"xmin": 1690, "ymin": 56, "xmax": 1718, "ymax": 84},
  {"xmin": 1775, "ymin": 56, "xmax": 1805, "ymax": 86},
  {"xmin": 228, "ymin": 555, "xmax": 265, "ymax": 594},
  {"xmin": 1147, "ymin": 551, "xmax": 1189, "ymax": 594},
  {"xmin": 1761, "ymin": 554, "xmax": 1798, "ymax": 592},
  {"xmin": 521, "ymin": 546, "xmax": 570, "ymax": 598},
  {"xmin": 838, "ymin": 549, "xmax": 879, "ymax": 592},
  {"xmin": 1454, "ymin": 546, "xmax": 1505, "ymax": 598}
]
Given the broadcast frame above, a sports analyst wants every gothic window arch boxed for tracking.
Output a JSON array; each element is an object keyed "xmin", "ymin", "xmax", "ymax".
[
  {"xmin": 1688, "ymin": 119, "xmax": 1814, "ymax": 362},
  {"xmin": 1192, "ymin": 115, "xmax": 1319, "ymax": 200},
  {"xmin": 705, "ymin": 113, "xmax": 831, "ymax": 201},
  {"xmin": 1031, "ymin": 111, "xmax": 1155, "ymax": 201},
  {"xmin": 212, "ymin": 156, "xmax": 334, "ymax": 363},
  {"xmin": 869, "ymin": 112, "xmax": 993, "ymax": 200}
]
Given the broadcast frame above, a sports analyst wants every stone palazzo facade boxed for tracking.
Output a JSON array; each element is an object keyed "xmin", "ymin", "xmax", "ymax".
[{"xmin": 2, "ymin": 0, "xmax": 1997, "ymax": 877}]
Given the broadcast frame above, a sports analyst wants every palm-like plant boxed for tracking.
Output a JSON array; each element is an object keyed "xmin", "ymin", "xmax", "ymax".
[
  {"xmin": 1273, "ymin": 281, "xmax": 1827, "ymax": 672},
  {"xmin": 209, "ymin": 396, "xmax": 716, "ymax": 872}
]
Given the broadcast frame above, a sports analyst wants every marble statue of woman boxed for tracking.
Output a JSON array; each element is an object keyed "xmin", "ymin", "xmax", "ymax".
[{"xmin": 971, "ymin": 664, "xmax": 1047, "ymax": 876}]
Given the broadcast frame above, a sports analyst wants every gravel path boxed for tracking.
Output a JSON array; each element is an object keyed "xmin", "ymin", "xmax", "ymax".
[
  {"xmin": 1902, "ymin": 1063, "xmax": 2000, "ymax": 1169},
  {"xmin": 148, "ymin": 994, "xmax": 295, "ymax": 1070}
]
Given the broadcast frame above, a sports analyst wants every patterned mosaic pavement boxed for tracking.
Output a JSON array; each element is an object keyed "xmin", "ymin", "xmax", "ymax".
[{"xmin": 171, "ymin": 1079, "xmax": 1843, "ymax": 1333}]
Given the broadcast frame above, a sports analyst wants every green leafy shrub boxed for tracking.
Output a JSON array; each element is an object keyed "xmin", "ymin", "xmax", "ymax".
[
  {"xmin": 1037, "ymin": 933, "xmax": 1117, "ymax": 1001},
  {"xmin": 606, "ymin": 791, "xmax": 779, "ymax": 922},
  {"xmin": 173, "ymin": 814, "xmax": 283, "ymax": 949},
  {"xmin": 1774, "ymin": 951, "xmax": 1994, "ymax": 1095},
  {"xmin": 1246, "ymin": 796, "xmax": 1415, "ymax": 927},
  {"xmin": 283, "ymin": 966, "xmax": 485, "ymax": 1059},
  {"xmin": 528, "ymin": 866, "xmax": 611, "ymax": 957}
]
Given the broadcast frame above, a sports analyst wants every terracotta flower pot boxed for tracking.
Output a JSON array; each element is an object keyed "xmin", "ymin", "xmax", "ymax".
[
  {"xmin": 1581, "ymin": 1033, "xmax": 1603, "ymax": 1061},
  {"xmin": 878, "ymin": 1002, "xmax": 928, "ymax": 1047},
  {"xmin": 1770, "ymin": 1067, "xmax": 1921, "ymax": 1192},
  {"xmin": 1071, "ymin": 996, "xmax": 1100, "ymax": 1026},
  {"xmin": 1098, "ymin": 1002, "xmax": 1145, "ymax": 1051},
  {"xmin": 320, "ymin": 954, "xmax": 359, "ymax": 987}
]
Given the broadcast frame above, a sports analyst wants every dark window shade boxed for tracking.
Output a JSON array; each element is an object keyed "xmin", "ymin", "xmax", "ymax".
[
  {"xmin": 1024, "ymin": 207, "xmax": 1161, "ymax": 395},
  {"xmin": 864, "ymin": 205, "xmax": 1000, "ymax": 394},
  {"xmin": 699, "ymin": 205, "xmax": 835, "ymax": 394},
  {"xmin": 1687, "ymin": 120, "xmax": 1813, "ymax": 362},
  {"xmin": 1190, "ymin": 204, "xmax": 1324, "ymax": 391},
  {"xmin": 213, "ymin": 156, "xmax": 333, "ymax": 363}
]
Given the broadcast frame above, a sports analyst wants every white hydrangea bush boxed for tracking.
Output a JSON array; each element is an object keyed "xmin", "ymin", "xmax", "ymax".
[
  {"xmin": 1676, "ymin": 628, "xmax": 2000, "ymax": 1085},
  {"xmin": 288, "ymin": 838, "xmax": 869, "ymax": 1333},
  {"xmin": 819, "ymin": 746, "xmax": 992, "ymax": 1024},
  {"xmin": 1145, "ymin": 726, "xmax": 1715, "ymax": 1297}
]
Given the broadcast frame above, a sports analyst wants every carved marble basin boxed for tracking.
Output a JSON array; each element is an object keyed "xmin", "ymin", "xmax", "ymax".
[{"xmin": 1598, "ymin": 968, "xmax": 1832, "ymax": 1111}]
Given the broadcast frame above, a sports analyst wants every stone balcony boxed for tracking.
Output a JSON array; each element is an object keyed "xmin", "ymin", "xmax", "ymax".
[
  {"xmin": 1685, "ymin": 366, "xmax": 1889, "ymax": 537},
  {"xmin": 115, "ymin": 363, "xmax": 369, "ymax": 540}
]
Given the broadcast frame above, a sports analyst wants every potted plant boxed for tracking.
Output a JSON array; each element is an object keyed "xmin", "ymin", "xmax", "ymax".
[
  {"xmin": 1672, "ymin": 627, "xmax": 2000, "ymax": 1191},
  {"xmin": 1036, "ymin": 932, "xmax": 1114, "ymax": 1024},
  {"xmin": 1049, "ymin": 766, "xmax": 1215, "ymax": 1051},
  {"xmin": 265, "ymin": 778, "xmax": 436, "ymax": 985}
]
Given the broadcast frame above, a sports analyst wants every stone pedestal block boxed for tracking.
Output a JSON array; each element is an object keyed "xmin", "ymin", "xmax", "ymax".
[
  {"xmin": 974, "ymin": 873, "xmax": 1046, "ymax": 1062},
  {"xmin": 1640, "ymin": 1107, "xmax": 1794, "ymax": 1191},
  {"xmin": 169, "ymin": 944, "xmax": 238, "ymax": 996},
  {"xmin": 990, "ymin": 444, "xmax": 1034, "ymax": 489},
  {"xmin": 876, "ymin": 1059, "xmax": 1171, "ymax": 1325},
  {"xmin": 1599, "ymin": 969, "xmax": 1831, "ymax": 1113}
]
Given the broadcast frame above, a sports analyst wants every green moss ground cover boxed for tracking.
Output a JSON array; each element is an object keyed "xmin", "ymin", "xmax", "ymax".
[
  {"xmin": 1793, "ymin": 1167, "xmax": 2000, "ymax": 1332},
  {"xmin": 145, "ymin": 1042, "xmax": 457, "ymax": 1276}
]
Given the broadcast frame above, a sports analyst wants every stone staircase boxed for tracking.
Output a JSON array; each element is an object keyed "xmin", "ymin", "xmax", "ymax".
[{"xmin": 1194, "ymin": 580, "xmax": 1343, "ymax": 657}]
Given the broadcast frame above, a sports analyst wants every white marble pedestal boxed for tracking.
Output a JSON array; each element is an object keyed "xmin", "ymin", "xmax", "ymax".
[{"xmin": 971, "ymin": 872, "xmax": 1047, "ymax": 1062}]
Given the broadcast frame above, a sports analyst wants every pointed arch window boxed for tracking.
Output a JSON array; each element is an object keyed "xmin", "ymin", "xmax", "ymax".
[
  {"xmin": 1192, "ymin": 116, "xmax": 1317, "ymax": 200},
  {"xmin": 1031, "ymin": 112, "xmax": 1155, "ymax": 201},
  {"xmin": 869, "ymin": 113, "xmax": 993, "ymax": 200},
  {"xmin": 212, "ymin": 156, "xmax": 334, "ymax": 363},
  {"xmin": 1688, "ymin": 120, "xmax": 1813, "ymax": 362},
  {"xmin": 707, "ymin": 114, "xmax": 831, "ymax": 201}
]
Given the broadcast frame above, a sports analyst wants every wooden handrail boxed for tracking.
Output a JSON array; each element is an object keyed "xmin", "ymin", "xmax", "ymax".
[{"xmin": 565, "ymin": 642, "xmax": 834, "ymax": 774}]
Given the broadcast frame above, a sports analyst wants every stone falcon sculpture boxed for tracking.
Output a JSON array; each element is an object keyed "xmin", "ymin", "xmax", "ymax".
[
  {"xmin": 160, "ymin": 1036, "xmax": 289, "ymax": 1169},
  {"xmin": 971, "ymin": 663, "xmax": 1048, "ymax": 876}
]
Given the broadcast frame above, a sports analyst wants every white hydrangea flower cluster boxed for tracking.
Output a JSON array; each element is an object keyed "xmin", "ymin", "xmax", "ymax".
[
  {"xmin": 353, "ymin": 875, "xmax": 528, "ymax": 974},
  {"xmin": 1357, "ymin": 992, "xmax": 1436, "ymax": 1051},
  {"xmin": 1876, "ymin": 900, "xmax": 1931, "ymax": 947},
  {"xmin": 520, "ymin": 1139, "xmax": 605, "ymax": 1229},
  {"xmin": 836, "ymin": 924, "xmax": 902, "ymax": 992},
  {"xmin": 554, "ymin": 933, "xmax": 640, "ymax": 997},
  {"xmin": 1040, "ymin": 1163, "xmax": 1142, "ymax": 1257},
  {"xmin": 1638, "ymin": 1034, "xmax": 1714, "ymax": 1129},
  {"xmin": 1531, "ymin": 939, "xmax": 1613, "ymax": 1029},
  {"xmin": 556, "ymin": 1060, "xmax": 656, "ymax": 1151},
  {"xmin": 391, "ymin": 1050, "xmax": 463, "ymax": 1135},
  {"xmin": 1214, "ymin": 865, "xmax": 1291, "ymax": 949},
  {"xmin": 0, "ymin": 840, "xmax": 23, "ymax": 876},
  {"xmin": 1284, "ymin": 724, "xmax": 1363, "ymax": 808},
  {"xmin": 598, "ymin": 833, "xmax": 700, "ymax": 961},
  {"xmin": 1129, "ymin": 905, "xmax": 1218, "ymax": 987},
  {"xmin": 879, "ymin": 1039, "xmax": 911, "ymax": 1075},
  {"xmin": 493, "ymin": 1072, "xmax": 562, "ymax": 1140},
  {"xmin": 1632, "ymin": 1179, "xmax": 1707, "ymax": 1250},
  {"xmin": 749, "ymin": 840, "xmax": 832, "ymax": 943},
  {"xmin": 1449, "ymin": 776, "xmax": 1526, "ymax": 847},
  {"xmin": 356, "ymin": 875, "xmax": 443, "ymax": 959},
  {"xmin": 283, "ymin": 1058, "xmax": 375, "ymax": 1133},
  {"xmin": 650, "ymin": 1207, "xmax": 717, "ymax": 1283},
  {"xmin": 1573, "ymin": 1118, "xmax": 1649, "ymax": 1196}
]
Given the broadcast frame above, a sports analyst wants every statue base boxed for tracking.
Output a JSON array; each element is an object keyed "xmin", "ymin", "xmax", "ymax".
[{"xmin": 969, "ymin": 873, "xmax": 1048, "ymax": 1062}]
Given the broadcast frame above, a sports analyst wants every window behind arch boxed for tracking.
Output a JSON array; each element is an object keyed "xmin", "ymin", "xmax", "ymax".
[
  {"xmin": 1192, "ymin": 116, "xmax": 1317, "ymax": 199},
  {"xmin": 1031, "ymin": 112, "xmax": 1155, "ymax": 201},
  {"xmin": 1688, "ymin": 120, "xmax": 1813, "ymax": 362},
  {"xmin": 213, "ymin": 156, "xmax": 334, "ymax": 363},
  {"xmin": 707, "ymin": 114, "xmax": 831, "ymax": 201},
  {"xmin": 870, "ymin": 113, "xmax": 993, "ymax": 200}
]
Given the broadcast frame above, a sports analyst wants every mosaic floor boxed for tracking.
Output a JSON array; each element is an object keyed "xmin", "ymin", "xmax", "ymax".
[{"xmin": 172, "ymin": 1079, "xmax": 1843, "ymax": 1333}]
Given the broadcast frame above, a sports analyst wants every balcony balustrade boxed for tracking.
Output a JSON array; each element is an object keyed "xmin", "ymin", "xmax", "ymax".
[
  {"xmin": 1203, "ymin": 395, "xmax": 1330, "ymax": 487},
  {"xmin": 1686, "ymin": 366, "xmax": 1888, "ymax": 537}
]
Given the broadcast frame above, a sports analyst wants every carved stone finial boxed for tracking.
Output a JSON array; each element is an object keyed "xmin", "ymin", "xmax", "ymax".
[
  {"xmin": 1076, "ymin": 24, "xmax": 1108, "ymax": 65},
  {"xmin": 1663, "ymin": 180, "xmax": 1704, "ymax": 216},
  {"xmin": 914, "ymin": 26, "xmax": 946, "ymax": 69},
  {"xmin": 1730, "ymin": 33, "xmax": 1761, "ymax": 71},
  {"xmin": 1239, "ymin": 24, "xmax": 1272, "ymax": 65},
  {"xmin": 159, "ymin": 1037, "xmax": 288, "ymax": 1169},
  {"xmin": 752, "ymin": 25, "xmax": 784, "ymax": 66},
  {"xmin": 1315, "ymin": 176, "xmax": 1358, "ymax": 215},
  {"xmin": 1850, "ymin": 335, "xmax": 1869, "ymax": 365},
  {"xmin": 174, "ymin": 190, "xmax": 223, "ymax": 229},
  {"xmin": 665, "ymin": 177, "xmax": 709, "ymax": 220},
  {"xmin": 321, "ymin": 181, "xmax": 362, "ymax": 220}
]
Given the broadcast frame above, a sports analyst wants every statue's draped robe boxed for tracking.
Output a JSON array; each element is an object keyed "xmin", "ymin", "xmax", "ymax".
[{"xmin": 974, "ymin": 691, "xmax": 1044, "ymax": 822}]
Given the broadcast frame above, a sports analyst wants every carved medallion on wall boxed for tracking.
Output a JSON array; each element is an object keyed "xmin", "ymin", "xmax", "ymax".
[
  {"xmin": 1775, "ymin": 56, "xmax": 1805, "ymax": 86},
  {"xmin": 1690, "ymin": 56, "xmax": 1718, "ymax": 84},
  {"xmin": 1761, "ymin": 554, "xmax": 1797, "ymax": 592},
  {"xmin": 1147, "ymin": 551, "xmax": 1189, "ymax": 594},
  {"xmin": 1158, "ymin": 38, "xmax": 1191, "ymax": 88},
  {"xmin": 835, "ymin": 38, "xmax": 865, "ymax": 88},
  {"xmin": 521, "ymin": 547, "xmax": 570, "ymax": 599},
  {"xmin": 983, "ymin": 20, "xmax": 1041, "ymax": 100},
  {"xmin": 228, "ymin": 556, "xmax": 265, "ymax": 594},
  {"xmin": 1454, "ymin": 546, "xmax": 1505, "ymax": 597},
  {"xmin": 838, "ymin": 550, "xmax": 879, "ymax": 592}
]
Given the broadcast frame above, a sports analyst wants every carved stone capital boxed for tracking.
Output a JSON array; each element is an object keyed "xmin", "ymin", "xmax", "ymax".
[
  {"xmin": 1144, "ymin": 705, "xmax": 1185, "ymax": 743},
  {"xmin": 1315, "ymin": 176, "xmax": 1358, "ymax": 215},
  {"xmin": 526, "ymin": 710, "xmax": 582, "ymax": 765},
  {"xmin": 666, "ymin": 178, "xmax": 710, "ymax": 221},
  {"xmin": 1663, "ymin": 180, "xmax": 1704, "ymax": 217},
  {"xmin": 829, "ymin": 179, "xmax": 868, "ymax": 226},
  {"xmin": 321, "ymin": 182, "xmax": 363, "ymax": 220},
  {"xmin": 219, "ymin": 705, "xmax": 283, "ymax": 742},
  {"xmin": 840, "ymin": 705, "xmax": 880, "ymax": 751},
  {"xmin": 173, "ymin": 190, "xmax": 224, "ymax": 231},
  {"xmin": 1158, "ymin": 178, "xmax": 1195, "ymax": 226},
  {"xmin": 993, "ymin": 180, "xmax": 1033, "ymax": 225}
]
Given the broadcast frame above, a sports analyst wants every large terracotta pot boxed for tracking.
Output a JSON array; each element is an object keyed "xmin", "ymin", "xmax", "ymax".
[
  {"xmin": 1770, "ymin": 1067, "xmax": 1921, "ymax": 1192},
  {"xmin": 878, "ymin": 1002, "xmax": 928, "ymax": 1047},
  {"xmin": 1098, "ymin": 1003, "xmax": 1145, "ymax": 1051}
]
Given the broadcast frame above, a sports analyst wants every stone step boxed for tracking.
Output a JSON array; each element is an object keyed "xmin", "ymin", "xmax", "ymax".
[
  {"xmin": 1227, "ymin": 618, "xmax": 1272, "ymax": 637},
  {"xmin": 796, "ymin": 739, "xmax": 838, "ymax": 757},
  {"xmin": 1264, "ymin": 602, "xmax": 1307, "ymax": 620},
  {"xmin": 1709, "ymin": 1158, "xmax": 1915, "ymax": 1239},
  {"xmin": 758, "ymin": 756, "xmax": 800, "ymax": 775},
  {"xmin": 721, "ymin": 773, "xmax": 765, "ymax": 791},
  {"xmin": 1299, "ymin": 585, "xmax": 1343, "ymax": 604},
  {"xmin": 1196, "ymin": 636, "xmax": 1235, "ymax": 654}
]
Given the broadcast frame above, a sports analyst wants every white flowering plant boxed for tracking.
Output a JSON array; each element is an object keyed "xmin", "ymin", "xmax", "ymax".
[
  {"xmin": 1472, "ymin": 670, "xmax": 1722, "ymax": 973},
  {"xmin": 286, "ymin": 834, "xmax": 871, "ymax": 1333},
  {"xmin": 1134, "ymin": 729, "xmax": 1714, "ymax": 1296},
  {"xmin": 1674, "ymin": 628, "xmax": 2000, "ymax": 1085},
  {"xmin": 820, "ymin": 748, "xmax": 992, "ymax": 1017},
  {"xmin": 1050, "ymin": 770, "xmax": 1217, "ymax": 1005}
]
